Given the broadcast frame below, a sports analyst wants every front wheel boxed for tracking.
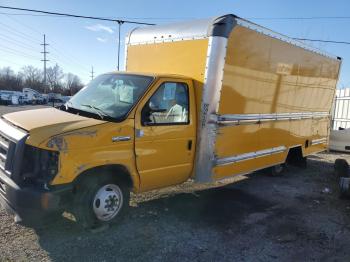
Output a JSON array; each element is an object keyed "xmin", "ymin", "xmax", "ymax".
[{"xmin": 73, "ymin": 175, "xmax": 130, "ymax": 229}]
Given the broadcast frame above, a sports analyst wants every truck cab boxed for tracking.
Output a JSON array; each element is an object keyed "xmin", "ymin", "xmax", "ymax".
[
  {"xmin": 0, "ymin": 14, "xmax": 341, "ymax": 228},
  {"xmin": 0, "ymin": 72, "xmax": 196, "ymax": 227}
]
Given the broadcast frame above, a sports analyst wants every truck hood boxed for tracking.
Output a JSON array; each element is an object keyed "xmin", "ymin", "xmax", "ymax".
[{"xmin": 3, "ymin": 107, "xmax": 106, "ymax": 146}]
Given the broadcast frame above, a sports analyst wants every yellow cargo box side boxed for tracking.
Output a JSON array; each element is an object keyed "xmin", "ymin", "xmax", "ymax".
[
  {"xmin": 126, "ymin": 14, "xmax": 341, "ymax": 182},
  {"xmin": 213, "ymin": 20, "xmax": 340, "ymax": 180}
]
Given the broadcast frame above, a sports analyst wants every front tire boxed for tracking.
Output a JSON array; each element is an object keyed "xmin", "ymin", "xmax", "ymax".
[{"xmin": 73, "ymin": 175, "xmax": 130, "ymax": 229}]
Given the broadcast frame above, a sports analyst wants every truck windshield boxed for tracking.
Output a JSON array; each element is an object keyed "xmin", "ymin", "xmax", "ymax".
[{"xmin": 68, "ymin": 73, "xmax": 154, "ymax": 121}]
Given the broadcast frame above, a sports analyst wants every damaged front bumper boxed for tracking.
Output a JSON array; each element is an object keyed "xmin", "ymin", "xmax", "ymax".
[
  {"xmin": 0, "ymin": 169, "xmax": 71, "ymax": 222},
  {"xmin": 0, "ymin": 117, "xmax": 72, "ymax": 223}
]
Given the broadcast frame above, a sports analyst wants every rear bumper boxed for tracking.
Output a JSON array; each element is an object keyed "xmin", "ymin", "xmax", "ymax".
[{"xmin": 0, "ymin": 170, "xmax": 71, "ymax": 222}]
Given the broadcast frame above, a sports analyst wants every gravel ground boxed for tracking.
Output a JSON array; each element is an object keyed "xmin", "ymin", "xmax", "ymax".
[{"xmin": 1, "ymin": 105, "xmax": 350, "ymax": 261}]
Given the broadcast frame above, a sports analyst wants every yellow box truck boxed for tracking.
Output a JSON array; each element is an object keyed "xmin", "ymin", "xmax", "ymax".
[{"xmin": 0, "ymin": 14, "xmax": 341, "ymax": 228}]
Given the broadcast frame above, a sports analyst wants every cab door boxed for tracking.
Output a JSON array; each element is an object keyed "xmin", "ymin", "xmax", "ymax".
[{"xmin": 134, "ymin": 78, "xmax": 196, "ymax": 191}]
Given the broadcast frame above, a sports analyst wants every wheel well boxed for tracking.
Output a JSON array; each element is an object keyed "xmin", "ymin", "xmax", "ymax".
[
  {"xmin": 286, "ymin": 146, "xmax": 306, "ymax": 167},
  {"xmin": 73, "ymin": 164, "xmax": 133, "ymax": 190}
]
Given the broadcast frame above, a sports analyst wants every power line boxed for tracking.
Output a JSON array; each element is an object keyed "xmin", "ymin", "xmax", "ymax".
[
  {"xmin": 49, "ymin": 51, "xmax": 90, "ymax": 74},
  {"xmin": 4, "ymin": 12, "xmax": 42, "ymax": 36},
  {"xmin": 49, "ymin": 45, "xmax": 91, "ymax": 72},
  {"xmin": 0, "ymin": 34, "xmax": 40, "ymax": 53},
  {"xmin": 48, "ymin": 53, "xmax": 90, "ymax": 76},
  {"xmin": 0, "ymin": 13, "xmax": 92, "ymax": 76},
  {"xmin": 0, "ymin": 20, "xmax": 41, "ymax": 44},
  {"xmin": 0, "ymin": 58, "xmax": 22, "ymax": 67},
  {"xmin": 0, "ymin": 49, "xmax": 39, "ymax": 61},
  {"xmin": 0, "ymin": 5, "xmax": 155, "ymax": 25},
  {"xmin": 0, "ymin": 6, "xmax": 156, "ymax": 71},
  {"xmin": 0, "ymin": 11, "xmax": 193, "ymax": 21},
  {"xmin": 0, "ymin": 44, "xmax": 40, "ymax": 60},
  {"xmin": 0, "ymin": 14, "xmax": 91, "ymax": 72},
  {"xmin": 3, "ymin": 10, "xmax": 350, "ymax": 21}
]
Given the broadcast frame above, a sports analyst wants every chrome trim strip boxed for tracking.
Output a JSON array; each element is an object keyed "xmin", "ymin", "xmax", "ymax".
[
  {"xmin": 0, "ymin": 119, "xmax": 27, "ymax": 142},
  {"xmin": 215, "ymin": 146, "xmax": 287, "ymax": 166},
  {"xmin": 208, "ymin": 160, "xmax": 286, "ymax": 184},
  {"xmin": 0, "ymin": 167, "xmax": 19, "ymax": 189},
  {"xmin": 311, "ymin": 138, "xmax": 327, "ymax": 145},
  {"xmin": 112, "ymin": 136, "xmax": 131, "ymax": 142},
  {"xmin": 0, "ymin": 140, "xmax": 8, "ymax": 150},
  {"xmin": 0, "ymin": 153, "xmax": 6, "ymax": 161},
  {"xmin": 194, "ymin": 36, "xmax": 228, "ymax": 183},
  {"xmin": 217, "ymin": 112, "xmax": 330, "ymax": 126}
]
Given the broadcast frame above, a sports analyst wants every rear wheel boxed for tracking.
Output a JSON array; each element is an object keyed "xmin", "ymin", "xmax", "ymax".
[
  {"xmin": 265, "ymin": 163, "xmax": 286, "ymax": 176},
  {"xmin": 73, "ymin": 174, "xmax": 130, "ymax": 229},
  {"xmin": 334, "ymin": 159, "xmax": 349, "ymax": 178}
]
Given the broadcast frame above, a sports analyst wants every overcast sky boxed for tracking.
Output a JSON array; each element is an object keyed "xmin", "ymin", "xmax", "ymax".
[{"xmin": 0, "ymin": 0, "xmax": 349, "ymax": 86}]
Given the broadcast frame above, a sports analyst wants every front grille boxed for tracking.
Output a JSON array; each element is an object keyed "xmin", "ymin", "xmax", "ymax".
[
  {"xmin": 0, "ymin": 118, "xmax": 27, "ymax": 181},
  {"xmin": 0, "ymin": 132, "xmax": 16, "ymax": 176},
  {"xmin": 0, "ymin": 180, "xmax": 5, "ymax": 193}
]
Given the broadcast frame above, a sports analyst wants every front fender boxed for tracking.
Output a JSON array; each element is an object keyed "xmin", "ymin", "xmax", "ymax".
[{"xmin": 46, "ymin": 120, "xmax": 140, "ymax": 192}]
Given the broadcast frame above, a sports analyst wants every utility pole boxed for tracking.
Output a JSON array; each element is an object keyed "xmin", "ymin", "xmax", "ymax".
[
  {"xmin": 41, "ymin": 34, "xmax": 49, "ymax": 93},
  {"xmin": 117, "ymin": 20, "xmax": 124, "ymax": 71},
  {"xmin": 90, "ymin": 66, "xmax": 94, "ymax": 80}
]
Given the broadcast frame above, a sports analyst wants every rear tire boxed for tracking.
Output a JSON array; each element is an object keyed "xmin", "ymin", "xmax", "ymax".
[
  {"xmin": 334, "ymin": 159, "xmax": 349, "ymax": 178},
  {"xmin": 73, "ymin": 174, "xmax": 130, "ymax": 229},
  {"xmin": 266, "ymin": 163, "xmax": 286, "ymax": 176}
]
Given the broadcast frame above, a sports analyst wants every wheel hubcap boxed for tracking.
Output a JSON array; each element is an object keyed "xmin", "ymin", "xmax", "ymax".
[{"xmin": 92, "ymin": 184, "xmax": 123, "ymax": 222}]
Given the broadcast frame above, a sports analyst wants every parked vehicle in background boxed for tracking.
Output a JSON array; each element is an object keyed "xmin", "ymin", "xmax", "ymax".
[
  {"xmin": 61, "ymin": 96, "xmax": 72, "ymax": 103},
  {"xmin": 22, "ymin": 88, "xmax": 47, "ymax": 105},
  {"xmin": 330, "ymin": 128, "xmax": 350, "ymax": 152},
  {"xmin": 0, "ymin": 14, "xmax": 341, "ymax": 228},
  {"xmin": 0, "ymin": 90, "xmax": 23, "ymax": 105},
  {"xmin": 0, "ymin": 90, "xmax": 13, "ymax": 105},
  {"xmin": 330, "ymin": 88, "xmax": 350, "ymax": 152},
  {"xmin": 18, "ymin": 95, "xmax": 26, "ymax": 105},
  {"xmin": 47, "ymin": 92, "xmax": 62, "ymax": 103},
  {"xmin": 11, "ymin": 94, "xmax": 19, "ymax": 105}
]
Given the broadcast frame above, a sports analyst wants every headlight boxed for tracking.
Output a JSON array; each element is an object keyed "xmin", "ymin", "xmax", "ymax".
[{"xmin": 21, "ymin": 145, "xmax": 59, "ymax": 186}]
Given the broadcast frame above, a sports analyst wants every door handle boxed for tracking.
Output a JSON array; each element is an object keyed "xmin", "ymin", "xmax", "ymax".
[
  {"xmin": 112, "ymin": 136, "xmax": 131, "ymax": 142},
  {"xmin": 187, "ymin": 140, "xmax": 193, "ymax": 151}
]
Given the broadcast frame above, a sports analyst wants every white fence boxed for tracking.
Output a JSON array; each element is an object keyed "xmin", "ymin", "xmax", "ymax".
[{"xmin": 332, "ymin": 88, "xmax": 350, "ymax": 130}]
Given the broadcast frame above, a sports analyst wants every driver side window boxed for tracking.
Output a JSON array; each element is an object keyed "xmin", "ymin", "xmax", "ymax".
[{"xmin": 141, "ymin": 82, "xmax": 189, "ymax": 125}]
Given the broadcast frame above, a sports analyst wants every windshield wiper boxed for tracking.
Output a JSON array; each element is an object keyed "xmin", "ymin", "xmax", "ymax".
[{"xmin": 81, "ymin": 104, "xmax": 111, "ymax": 119}]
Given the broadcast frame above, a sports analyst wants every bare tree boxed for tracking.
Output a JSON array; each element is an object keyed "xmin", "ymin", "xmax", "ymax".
[
  {"xmin": 0, "ymin": 67, "xmax": 23, "ymax": 91},
  {"xmin": 19, "ymin": 66, "xmax": 43, "ymax": 91},
  {"xmin": 64, "ymin": 73, "xmax": 82, "ymax": 95},
  {"xmin": 0, "ymin": 65, "xmax": 84, "ymax": 94},
  {"xmin": 0, "ymin": 67, "xmax": 14, "ymax": 79},
  {"xmin": 47, "ymin": 64, "xmax": 64, "ymax": 92}
]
